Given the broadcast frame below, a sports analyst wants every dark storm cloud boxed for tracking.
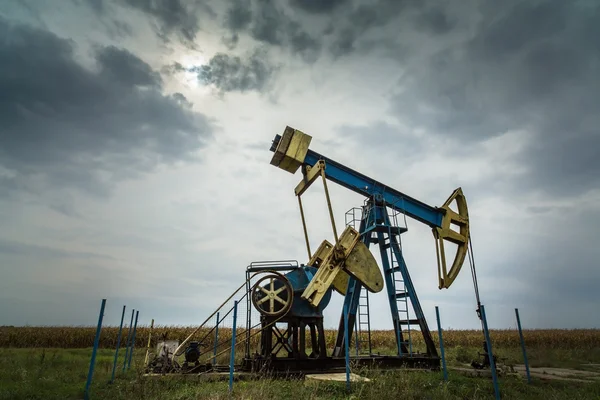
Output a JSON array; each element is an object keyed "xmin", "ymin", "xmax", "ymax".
[
  {"xmin": 69, "ymin": 0, "xmax": 133, "ymax": 39},
  {"xmin": 96, "ymin": 45, "xmax": 162, "ymax": 86},
  {"xmin": 384, "ymin": 0, "xmax": 600, "ymax": 196},
  {"xmin": 165, "ymin": 48, "xmax": 278, "ymax": 94},
  {"xmin": 223, "ymin": 0, "xmax": 252, "ymax": 48},
  {"xmin": 117, "ymin": 0, "xmax": 214, "ymax": 44},
  {"xmin": 323, "ymin": 1, "xmax": 598, "ymax": 197},
  {"xmin": 288, "ymin": 0, "xmax": 348, "ymax": 14},
  {"xmin": 197, "ymin": 49, "xmax": 277, "ymax": 93},
  {"xmin": 0, "ymin": 18, "xmax": 212, "ymax": 197},
  {"xmin": 323, "ymin": 0, "xmax": 457, "ymax": 57},
  {"xmin": 223, "ymin": 0, "xmax": 321, "ymax": 62}
]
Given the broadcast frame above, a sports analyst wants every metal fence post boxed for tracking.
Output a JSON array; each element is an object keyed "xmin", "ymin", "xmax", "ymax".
[
  {"xmin": 213, "ymin": 312, "xmax": 220, "ymax": 366},
  {"xmin": 480, "ymin": 305, "xmax": 501, "ymax": 400},
  {"xmin": 127, "ymin": 310, "xmax": 140, "ymax": 370},
  {"xmin": 144, "ymin": 319, "xmax": 155, "ymax": 368},
  {"xmin": 229, "ymin": 301, "xmax": 238, "ymax": 393},
  {"xmin": 354, "ymin": 318, "xmax": 359, "ymax": 356},
  {"xmin": 84, "ymin": 299, "xmax": 106, "ymax": 400},
  {"xmin": 110, "ymin": 305, "xmax": 126, "ymax": 383},
  {"xmin": 435, "ymin": 306, "xmax": 448, "ymax": 381},
  {"xmin": 515, "ymin": 308, "xmax": 531, "ymax": 384},
  {"xmin": 123, "ymin": 309, "xmax": 135, "ymax": 373},
  {"xmin": 344, "ymin": 301, "xmax": 351, "ymax": 392}
]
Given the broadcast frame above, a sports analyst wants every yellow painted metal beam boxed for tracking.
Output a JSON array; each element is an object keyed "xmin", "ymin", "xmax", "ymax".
[
  {"xmin": 434, "ymin": 187, "xmax": 470, "ymax": 289},
  {"xmin": 295, "ymin": 161, "xmax": 324, "ymax": 197},
  {"xmin": 301, "ymin": 226, "xmax": 383, "ymax": 307}
]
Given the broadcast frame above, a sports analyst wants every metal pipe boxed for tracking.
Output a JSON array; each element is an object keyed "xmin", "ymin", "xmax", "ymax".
[
  {"xmin": 435, "ymin": 306, "xmax": 448, "ymax": 381},
  {"xmin": 344, "ymin": 302, "xmax": 351, "ymax": 392},
  {"xmin": 297, "ymin": 195, "xmax": 312, "ymax": 260},
  {"xmin": 172, "ymin": 272, "xmax": 263, "ymax": 360},
  {"xmin": 480, "ymin": 305, "xmax": 501, "ymax": 399},
  {"xmin": 321, "ymin": 170, "xmax": 339, "ymax": 245},
  {"xmin": 515, "ymin": 308, "xmax": 531, "ymax": 384},
  {"xmin": 144, "ymin": 319, "xmax": 154, "ymax": 368},
  {"xmin": 84, "ymin": 299, "xmax": 106, "ymax": 400},
  {"xmin": 213, "ymin": 312, "xmax": 220, "ymax": 366},
  {"xmin": 110, "ymin": 305, "xmax": 126, "ymax": 383}
]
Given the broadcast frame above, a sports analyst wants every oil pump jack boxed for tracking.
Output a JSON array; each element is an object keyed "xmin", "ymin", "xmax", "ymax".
[
  {"xmin": 240, "ymin": 126, "xmax": 473, "ymax": 372},
  {"xmin": 164, "ymin": 125, "xmax": 479, "ymax": 375}
]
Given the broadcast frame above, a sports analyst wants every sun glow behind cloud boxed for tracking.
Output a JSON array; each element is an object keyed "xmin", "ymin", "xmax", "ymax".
[{"xmin": 172, "ymin": 53, "xmax": 213, "ymax": 96}]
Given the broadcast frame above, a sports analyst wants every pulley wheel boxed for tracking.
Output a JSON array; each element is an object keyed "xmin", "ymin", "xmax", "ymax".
[{"xmin": 251, "ymin": 273, "xmax": 293, "ymax": 318}]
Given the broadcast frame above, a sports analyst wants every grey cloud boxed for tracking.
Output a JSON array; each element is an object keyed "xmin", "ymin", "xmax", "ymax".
[
  {"xmin": 325, "ymin": 0, "xmax": 453, "ymax": 57},
  {"xmin": 223, "ymin": 0, "xmax": 321, "ymax": 62},
  {"xmin": 96, "ymin": 45, "xmax": 162, "ymax": 86},
  {"xmin": 70, "ymin": 0, "xmax": 133, "ymax": 39},
  {"xmin": 190, "ymin": 49, "xmax": 278, "ymax": 94},
  {"xmin": 0, "ymin": 18, "xmax": 212, "ymax": 198},
  {"xmin": 0, "ymin": 239, "xmax": 116, "ymax": 262},
  {"xmin": 223, "ymin": 0, "xmax": 252, "ymax": 48},
  {"xmin": 381, "ymin": 0, "xmax": 600, "ymax": 197},
  {"xmin": 78, "ymin": 0, "xmax": 105, "ymax": 13},
  {"xmin": 288, "ymin": 0, "xmax": 349, "ymax": 14},
  {"xmin": 335, "ymin": 122, "xmax": 425, "ymax": 162},
  {"xmin": 117, "ymin": 0, "xmax": 214, "ymax": 45},
  {"xmin": 218, "ymin": 0, "xmax": 460, "ymax": 60},
  {"xmin": 415, "ymin": 6, "xmax": 456, "ymax": 35}
]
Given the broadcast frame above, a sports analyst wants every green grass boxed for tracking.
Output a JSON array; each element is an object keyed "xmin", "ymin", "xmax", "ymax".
[{"xmin": 1, "ymin": 347, "xmax": 600, "ymax": 400}]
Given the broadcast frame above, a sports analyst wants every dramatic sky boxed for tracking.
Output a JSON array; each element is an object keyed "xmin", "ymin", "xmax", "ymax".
[{"xmin": 1, "ymin": 0, "xmax": 598, "ymax": 332}]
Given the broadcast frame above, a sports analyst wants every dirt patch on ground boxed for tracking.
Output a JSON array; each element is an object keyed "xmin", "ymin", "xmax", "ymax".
[{"xmin": 451, "ymin": 364, "xmax": 600, "ymax": 383}]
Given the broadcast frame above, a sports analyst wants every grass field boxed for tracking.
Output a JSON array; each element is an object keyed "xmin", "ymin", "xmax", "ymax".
[{"xmin": 1, "ymin": 327, "xmax": 600, "ymax": 399}]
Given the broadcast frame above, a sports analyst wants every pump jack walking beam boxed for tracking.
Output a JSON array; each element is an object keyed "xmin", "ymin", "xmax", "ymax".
[{"xmin": 269, "ymin": 126, "xmax": 470, "ymax": 290}]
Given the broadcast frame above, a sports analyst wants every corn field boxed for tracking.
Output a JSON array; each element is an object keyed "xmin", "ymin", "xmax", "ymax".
[{"xmin": 1, "ymin": 326, "xmax": 599, "ymax": 350}]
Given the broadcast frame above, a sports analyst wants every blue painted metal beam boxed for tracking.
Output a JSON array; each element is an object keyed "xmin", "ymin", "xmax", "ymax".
[{"xmin": 304, "ymin": 150, "xmax": 444, "ymax": 228}]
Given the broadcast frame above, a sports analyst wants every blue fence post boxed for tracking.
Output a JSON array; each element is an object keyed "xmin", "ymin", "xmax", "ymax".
[
  {"xmin": 84, "ymin": 298, "xmax": 106, "ymax": 400},
  {"xmin": 229, "ymin": 301, "xmax": 238, "ymax": 393},
  {"xmin": 123, "ymin": 309, "xmax": 135, "ymax": 373},
  {"xmin": 354, "ymin": 318, "xmax": 359, "ymax": 356},
  {"xmin": 110, "ymin": 305, "xmax": 126, "ymax": 383},
  {"xmin": 480, "ymin": 305, "xmax": 501, "ymax": 400},
  {"xmin": 213, "ymin": 312, "xmax": 220, "ymax": 366},
  {"xmin": 127, "ymin": 310, "xmax": 140, "ymax": 370},
  {"xmin": 344, "ymin": 301, "xmax": 351, "ymax": 392},
  {"xmin": 435, "ymin": 306, "xmax": 448, "ymax": 381},
  {"xmin": 515, "ymin": 308, "xmax": 531, "ymax": 384}
]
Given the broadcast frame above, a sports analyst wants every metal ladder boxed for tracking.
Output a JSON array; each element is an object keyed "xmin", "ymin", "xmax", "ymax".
[
  {"xmin": 356, "ymin": 286, "xmax": 372, "ymax": 356},
  {"xmin": 345, "ymin": 206, "xmax": 372, "ymax": 356},
  {"xmin": 387, "ymin": 208, "xmax": 413, "ymax": 355}
]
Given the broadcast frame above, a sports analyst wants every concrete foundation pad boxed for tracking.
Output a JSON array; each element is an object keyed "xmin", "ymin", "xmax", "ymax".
[{"xmin": 305, "ymin": 372, "xmax": 371, "ymax": 383}]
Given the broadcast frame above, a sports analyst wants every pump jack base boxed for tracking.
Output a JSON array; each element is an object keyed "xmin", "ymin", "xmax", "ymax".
[
  {"xmin": 241, "ymin": 355, "xmax": 441, "ymax": 376},
  {"xmin": 145, "ymin": 356, "xmax": 440, "ymax": 380}
]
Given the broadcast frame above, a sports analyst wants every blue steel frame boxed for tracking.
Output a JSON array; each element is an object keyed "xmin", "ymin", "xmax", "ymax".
[
  {"xmin": 333, "ymin": 200, "xmax": 438, "ymax": 358},
  {"xmin": 270, "ymin": 139, "xmax": 453, "ymax": 361},
  {"xmin": 303, "ymin": 150, "xmax": 444, "ymax": 229}
]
